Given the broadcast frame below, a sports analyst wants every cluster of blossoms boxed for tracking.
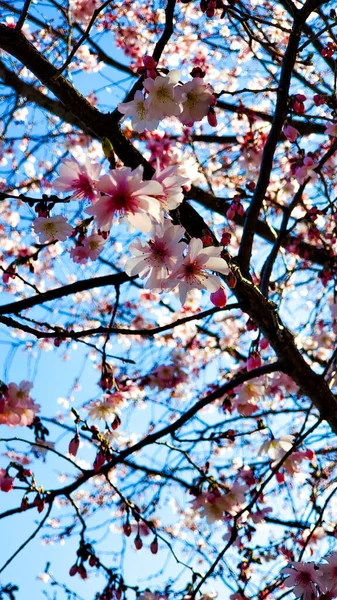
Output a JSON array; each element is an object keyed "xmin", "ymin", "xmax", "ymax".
[
  {"xmin": 37, "ymin": 156, "xmax": 229, "ymax": 304},
  {"xmin": 118, "ymin": 58, "xmax": 217, "ymax": 132},
  {"xmin": 283, "ymin": 553, "xmax": 337, "ymax": 599},
  {"xmin": 0, "ymin": 381, "xmax": 40, "ymax": 427},
  {"xmin": 191, "ymin": 483, "xmax": 248, "ymax": 523},
  {"xmin": 125, "ymin": 229, "xmax": 229, "ymax": 304}
]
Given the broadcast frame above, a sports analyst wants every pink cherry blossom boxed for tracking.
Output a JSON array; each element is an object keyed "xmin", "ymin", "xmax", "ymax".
[
  {"xmin": 232, "ymin": 378, "xmax": 264, "ymax": 416},
  {"xmin": 33, "ymin": 215, "xmax": 73, "ymax": 243},
  {"xmin": 53, "ymin": 157, "xmax": 101, "ymax": 202},
  {"xmin": 167, "ymin": 238, "xmax": 229, "ymax": 305},
  {"xmin": 283, "ymin": 124, "xmax": 300, "ymax": 142},
  {"xmin": 0, "ymin": 381, "xmax": 40, "ymax": 427},
  {"xmin": 175, "ymin": 78, "xmax": 216, "ymax": 125},
  {"xmin": 282, "ymin": 561, "xmax": 319, "ymax": 600},
  {"xmin": 118, "ymin": 90, "xmax": 160, "ymax": 133},
  {"xmin": 151, "ymin": 163, "xmax": 190, "ymax": 210},
  {"xmin": 86, "ymin": 166, "xmax": 163, "ymax": 233},
  {"xmin": 70, "ymin": 233, "xmax": 106, "ymax": 264},
  {"xmin": 125, "ymin": 220, "xmax": 186, "ymax": 289},
  {"xmin": 317, "ymin": 553, "xmax": 337, "ymax": 596},
  {"xmin": 144, "ymin": 71, "xmax": 181, "ymax": 121},
  {"xmin": 324, "ymin": 122, "xmax": 337, "ymax": 137}
]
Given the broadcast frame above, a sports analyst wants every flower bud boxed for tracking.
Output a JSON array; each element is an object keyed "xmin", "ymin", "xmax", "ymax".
[
  {"xmin": 150, "ymin": 537, "xmax": 158, "ymax": 554},
  {"xmin": 69, "ymin": 434, "xmax": 80, "ymax": 457},
  {"xmin": 210, "ymin": 287, "xmax": 227, "ymax": 308},
  {"xmin": 69, "ymin": 565, "xmax": 78, "ymax": 577}
]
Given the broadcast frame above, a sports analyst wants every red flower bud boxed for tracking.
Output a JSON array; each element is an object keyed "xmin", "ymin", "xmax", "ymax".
[
  {"xmin": 69, "ymin": 565, "xmax": 78, "ymax": 577},
  {"xmin": 134, "ymin": 534, "xmax": 143, "ymax": 550},
  {"xmin": 0, "ymin": 476, "xmax": 14, "ymax": 492},
  {"xmin": 68, "ymin": 434, "xmax": 80, "ymax": 457},
  {"xmin": 150, "ymin": 538, "xmax": 158, "ymax": 554},
  {"xmin": 123, "ymin": 522, "xmax": 132, "ymax": 537}
]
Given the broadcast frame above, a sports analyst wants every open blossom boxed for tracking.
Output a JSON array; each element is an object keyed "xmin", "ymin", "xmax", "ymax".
[
  {"xmin": 70, "ymin": 0, "xmax": 98, "ymax": 23},
  {"xmin": 86, "ymin": 393, "xmax": 125, "ymax": 422},
  {"xmin": 53, "ymin": 157, "xmax": 101, "ymax": 202},
  {"xmin": 232, "ymin": 378, "xmax": 264, "ymax": 416},
  {"xmin": 324, "ymin": 121, "xmax": 337, "ymax": 137},
  {"xmin": 124, "ymin": 220, "xmax": 186, "ymax": 289},
  {"xmin": 175, "ymin": 78, "xmax": 216, "ymax": 125},
  {"xmin": 192, "ymin": 483, "xmax": 247, "ymax": 522},
  {"xmin": 144, "ymin": 71, "xmax": 181, "ymax": 121},
  {"xmin": 0, "ymin": 381, "xmax": 40, "ymax": 427},
  {"xmin": 316, "ymin": 553, "xmax": 337, "ymax": 596},
  {"xmin": 118, "ymin": 90, "xmax": 160, "ymax": 133},
  {"xmin": 282, "ymin": 561, "xmax": 319, "ymax": 600},
  {"xmin": 259, "ymin": 435, "xmax": 295, "ymax": 464},
  {"xmin": 33, "ymin": 215, "xmax": 73, "ymax": 243},
  {"xmin": 167, "ymin": 238, "xmax": 229, "ymax": 305},
  {"xmin": 70, "ymin": 233, "xmax": 106, "ymax": 264},
  {"xmin": 151, "ymin": 163, "xmax": 189, "ymax": 210},
  {"xmin": 86, "ymin": 166, "xmax": 163, "ymax": 233},
  {"xmin": 145, "ymin": 363, "xmax": 188, "ymax": 390}
]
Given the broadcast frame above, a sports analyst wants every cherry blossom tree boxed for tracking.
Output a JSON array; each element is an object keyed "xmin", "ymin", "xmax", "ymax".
[{"xmin": 1, "ymin": 0, "xmax": 337, "ymax": 599}]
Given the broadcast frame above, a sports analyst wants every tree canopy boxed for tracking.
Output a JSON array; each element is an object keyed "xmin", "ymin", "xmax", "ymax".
[{"xmin": 1, "ymin": 0, "xmax": 337, "ymax": 599}]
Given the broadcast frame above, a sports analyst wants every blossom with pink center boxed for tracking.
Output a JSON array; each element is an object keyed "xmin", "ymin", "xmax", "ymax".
[
  {"xmin": 151, "ymin": 163, "xmax": 189, "ymax": 210},
  {"xmin": 324, "ymin": 122, "xmax": 337, "ymax": 137},
  {"xmin": 125, "ymin": 220, "xmax": 186, "ymax": 289},
  {"xmin": 53, "ymin": 158, "xmax": 101, "ymax": 202},
  {"xmin": 70, "ymin": 233, "xmax": 106, "ymax": 264},
  {"xmin": 282, "ymin": 561, "xmax": 319, "ymax": 600},
  {"xmin": 118, "ymin": 90, "xmax": 160, "ymax": 133},
  {"xmin": 317, "ymin": 553, "xmax": 337, "ymax": 595},
  {"xmin": 70, "ymin": 0, "xmax": 98, "ymax": 23},
  {"xmin": 146, "ymin": 363, "xmax": 188, "ymax": 390},
  {"xmin": 191, "ymin": 483, "xmax": 247, "ymax": 522},
  {"xmin": 283, "ymin": 124, "xmax": 300, "ymax": 142},
  {"xmin": 33, "ymin": 215, "xmax": 73, "ymax": 243},
  {"xmin": 293, "ymin": 156, "xmax": 318, "ymax": 185},
  {"xmin": 86, "ymin": 392, "xmax": 125, "ymax": 422},
  {"xmin": 0, "ymin": 381, "xmax": 40, "ymax": 427},
  {"xmin": 175, "ymin": 78, "xmax": 216, "ymax": 125},
  {"xmin": 232, "ymin": 378, "xmax": 264, "ymax": 416},
  {"xmin": 144, "ymin": 71, "xmax": 181, "ymax": 121},
  {"xmin": 167, "ymin": 238, "xmax": 229, "ymax": 305},
  {"xmin": 86, "ymin": 166, "xmax": 163, "ymax": 233}
]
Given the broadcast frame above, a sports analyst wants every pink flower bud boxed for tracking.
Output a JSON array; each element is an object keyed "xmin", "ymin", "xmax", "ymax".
[
  {"xmin": 150, "ymin": 538, "xmax": 158, "ymax": 554},
  {"xmin": 283, "ymin": 124, "xmax": 300, "ymax": 142},
  {"xmin": 93, "ymin": 452, "xmax": 106, "ymax": 472},
  {"xmin": 143, "ymin": 55, "xmax": 157, "ymax": 69},
  {"xmin": 259, "ymin": 337, "xmax": 269, "ymax": 350},
  {"xmin": 78, "ymin": 565, "xmax": 88, "ymax": 580},
  {"xmin": 0, "ymin": 476, "xmax": 14, "ymax": 492},
  {"xmin": 207, "ymin": 108, "xmax": 217, "ymax": 127},
  {"xmin": 69, "ymin": 565, "xmax": 78, "ymax": 577},
  {"xmin": 275, "ymin": 471, "xmax": 285, "ymax": 484},
  {"xmin": 68, "ymin": 434, "xmax": 80, "ymax": 457},
  {"xmin": 134, "ymin": 535, "xmax": 143, "ymax": 550},
  {"xmin": 247, "ymin": 351, "xmax": 262, "ymax": 371},
  {"xmin": 123, "ymin": 522, "xmax": 132, "ymax": 537},
  {"xmin": 226, "ymin": 207, "xmax": 236, "ymax": 220},
  {"xmin": 210, "ymin": 287, "xmax": 227, "ymax": 308}
]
